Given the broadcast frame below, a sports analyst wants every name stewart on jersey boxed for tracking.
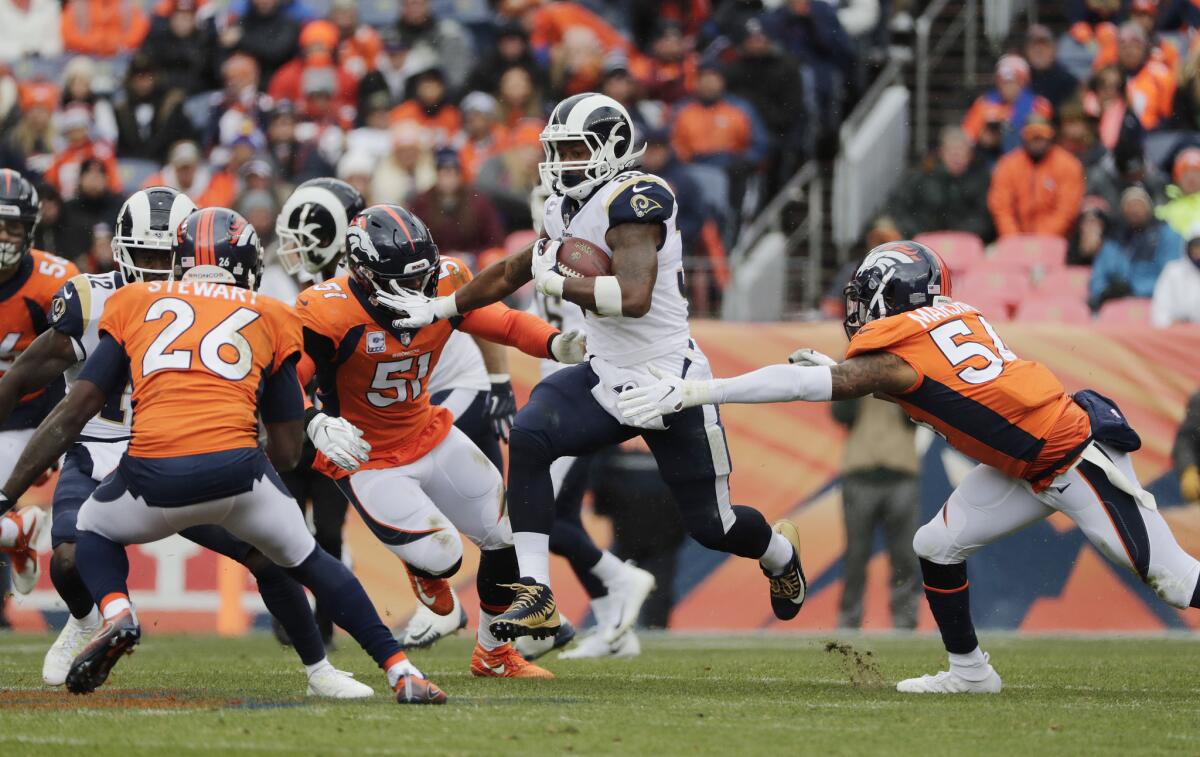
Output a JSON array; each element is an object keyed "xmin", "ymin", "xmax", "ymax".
[{"xmin": 143, "ymin": 279, "xmax": 263, "ymax": 303}]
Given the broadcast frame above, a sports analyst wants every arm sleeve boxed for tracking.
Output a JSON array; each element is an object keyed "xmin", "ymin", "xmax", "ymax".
[
  {"xmin": 458, "ymin": 303, "xmax": 557, "ymax": 359},
  {"xmin": 261, "ymin": 354, "xmax": 305, "ymax": 424},
  {"xmin": 76, "ymin": 334, "xmax": 130, "ymax": 397},
  {"xmin": 711, "ymin": 364, "xmax": 833, "ymax": 404}
]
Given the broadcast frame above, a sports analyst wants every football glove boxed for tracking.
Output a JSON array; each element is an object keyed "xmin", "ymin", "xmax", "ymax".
[
  {"xmin": 307, "ymin": 413, "xmax": 372, "ymax": 472},
  {"xmin": 549, "ymin": 330, "xmax": 586, "ymax": 364},
  {"xmin": 485, "ymin": 374, "xmax": 517, "ymax": 443},
  {"xmin": 376, "ymin": 289, "xmax": 458, "ymax": 330},
  {"xmin": 787, "ymin": 348, "xmax": 837, "ymax": 367},
  {"xmin": 531, "ymin": 238, "xmax": 565, "ymax": 297},
  {"xmin": 617, "ymin": 366, "xmax": 711, "ymax": 425}
]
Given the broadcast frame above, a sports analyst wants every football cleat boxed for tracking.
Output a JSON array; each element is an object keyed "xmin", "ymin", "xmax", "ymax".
[
  {"xmin": 43, "ymin": 609, "xmax": 101, "ymax": 686},
  {"xmin": 393, "ymin": 674, "xmax": 448, "ymax": 704},
  {"xmin": 65, "ymin": 609, "xmax": 141, "ymax": 694},
  {"xmin": 515, "ymin": 616, "xmax": 576, "ymax": 661},
  {"xmin": 896, "ymin": 655, "xmax": 1002, "ymax": 694},
  {"xmin": 765, "ymin": 520, "xmax": 807, "ymax": 621},
  {"xmin": 604, "ymin": 561, "xmax": 656, "ymax": 642},
  {"xmin": 560, "ymin": 628, "xmax": 641, "ymax": 660},
  {"xmin": 406, "ymin": 566, "xmax": 456, "ymax": 616},
  {"xmin": 488, "ymin": 578, "xmax": 560, "ymax": 641},
  {"xmin": 306, "ymin": 662, "xmax": 375, "ymax": 699},
  {"xmin": 2, "ymin": 507, "xmax": 48, "ymax": 595},
  {"xmin": 399, "ymin": 597, "xmax": 468, "ymax": 649},
  {"xmin": 470, "ymin": 642, "xmax": 555, "ymax": 679}
]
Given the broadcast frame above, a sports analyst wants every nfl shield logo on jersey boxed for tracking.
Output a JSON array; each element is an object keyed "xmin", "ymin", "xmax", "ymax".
[{"xmin": 366, "ymin": 331, "xmax": 387, "ymax": 354}]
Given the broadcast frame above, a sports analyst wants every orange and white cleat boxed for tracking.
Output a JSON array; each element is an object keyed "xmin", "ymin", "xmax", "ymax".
[
  {"xmin": 405, "ymin": 564, "xmax": 455, "ymax": 616},
  {"xmin": 470, "ymin": 642, "xmax": 555, "ymax": 679},
  {"xmin": 2, "ymin": 507, "xmax": 48, "ymax": 595}
]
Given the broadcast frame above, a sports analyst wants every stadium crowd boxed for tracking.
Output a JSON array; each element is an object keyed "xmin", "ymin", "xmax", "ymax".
[{"xmin": 876, "ymin": 0, "xmax": 1200, "ymax": 328}]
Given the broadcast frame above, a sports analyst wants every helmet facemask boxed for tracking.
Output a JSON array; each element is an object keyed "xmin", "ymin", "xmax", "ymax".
[
  {"xmin": 113, "ymin": 236, "xmax": 175, "ymax": 282},
  {"xmin": 0, "ymin": 219, "xmax": 33, "ymax": 270},
  {"xmin": 539, "ymin": 127, "xmax": 644, "ymax": 200}
]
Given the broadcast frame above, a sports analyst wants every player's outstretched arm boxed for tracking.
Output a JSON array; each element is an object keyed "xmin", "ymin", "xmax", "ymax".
[
  {"xmin": 460, "ymin": 302, "xmax": 586, "ymax": 364},
  {"xmin": 0, "ymin": 329, "xmax": 79, "ymax": 427},
  {"xmin": 618, "ymin": 352, "xmax": 918, "ymax": 425},
  {"xmin": 383, "ymin": 246, "xmax": 536, "ymax": 329}
]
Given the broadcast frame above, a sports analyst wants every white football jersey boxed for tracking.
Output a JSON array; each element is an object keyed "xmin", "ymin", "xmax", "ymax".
[
  {"xmin": 49, "ymin": 271, "xmax": 132, "ymax": 441},
  {"xmin": 528, "ymin": 289, "xmax": 585, "ymax": 379},
  {"xmin": 426, "ymin": 330, "xmax": 490, "ymax": 395},
  {"xmin": 542, "ymin": 169, "xmax": 691, "ymax": 368}
]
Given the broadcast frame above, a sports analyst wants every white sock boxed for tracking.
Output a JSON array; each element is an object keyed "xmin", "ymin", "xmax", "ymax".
[
  {"xmin": 590, "ymin": 551, "xmax": 625, "ymax": 587},
  {"xmin": 0, "ymin": 517, "xmax": 18, "ymax": 547},
  {"xmin": 304, "ymin": 658, "xmax": 331, "ymax": 677},
  {"xmin": 477, "ymin": 610, "xmax": 503, "ymax": 651},
  {"xmin": 512, "ymin": 531, "xmax": 551, "ymax": 585},
  {"xmin": 948, "ymin": 647, "xmax": 989, "ymax": 680},
  {"xmin": 100, "ymin": 596, "xmax": 131, "ymax": 620},
  {"xmin": 74, "ymin": 606, "xmax": 101, "ymax": 627},
  {"xmin": 758, "ymin": 533, "xmax": 794, "ymax": 576},
  {"xmin": 590, "ymin": 594, "xmax": 617, "ymax": 629}
]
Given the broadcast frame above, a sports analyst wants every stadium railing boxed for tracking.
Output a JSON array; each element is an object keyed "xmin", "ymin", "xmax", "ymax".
[{"xmin": 914, "ymin": 0, "xmax": 979, "ymax": 152}]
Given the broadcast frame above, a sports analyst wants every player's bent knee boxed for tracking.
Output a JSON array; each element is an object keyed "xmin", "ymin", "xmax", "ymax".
[
  {"xmin": 408, "ymin": 556, "xmax": 463, "ymax": 580},
  {"xmin": 50, "ymin": 543, "xmax": 77, "ymax": 575},
  {"xmin": 507, "ymin": 425, "xmax": 556, "ymax": 468},
  {"xmin": 913, "ymin": 519, "xmax": 959, "ymax": 564}
]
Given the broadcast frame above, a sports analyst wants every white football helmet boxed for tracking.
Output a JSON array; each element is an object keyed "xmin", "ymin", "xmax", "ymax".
[
  {"xmin": 540, "ymin": 93, "xmax": 645, "ymax": 201},
  {"xmin": 112, "ymin": 186, "xmax": 197, "ymax": 282},
  {"xmin": 275, "ymin": 177, "xmax": 365, "ymax": 276}
]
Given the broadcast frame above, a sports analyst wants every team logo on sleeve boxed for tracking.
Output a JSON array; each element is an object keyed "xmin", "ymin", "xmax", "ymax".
[
  {"xmin": 630, "ymin": 193, "xmax": 662, "ymax": 219},
  {"xmin": 50, "ymin": 295, "xmax": 67, "ymax": 323},
  {"xmin": 366, "ymin": 331, "xmax": 387, "ymax": 353}
]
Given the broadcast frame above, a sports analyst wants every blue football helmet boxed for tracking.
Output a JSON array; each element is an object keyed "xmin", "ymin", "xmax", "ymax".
[
  {"xmin": 173, "ymin": 207, "xmax": 263, "ymax": 290},
  {"xmin": 843, "ymin": 240, "xmax": 953, "ymax": 339},
  {"xmin": 345, "ymin": 204, "xmax": 441, "ymax": 298}
]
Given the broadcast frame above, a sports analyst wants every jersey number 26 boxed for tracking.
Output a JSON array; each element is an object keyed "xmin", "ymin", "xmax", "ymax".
[{"xmin": 142, "ymin": 298, "xmax": 260, "ymax": 381}]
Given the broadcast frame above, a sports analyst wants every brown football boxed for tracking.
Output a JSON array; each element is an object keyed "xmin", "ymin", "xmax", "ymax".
[{"xmin": 556, "ymin": 236, "xmax": 612, "ymax": 278}]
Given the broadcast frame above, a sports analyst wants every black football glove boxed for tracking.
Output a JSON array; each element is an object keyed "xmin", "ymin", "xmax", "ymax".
[{"xmin": 485, "ymin": 375, "xmax": 517, "ymax": 443}]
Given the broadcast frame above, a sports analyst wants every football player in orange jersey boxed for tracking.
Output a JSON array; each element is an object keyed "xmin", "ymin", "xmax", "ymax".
[
  {"xmin": 0, "ymin": 208, "xmax": 445, "ymax": 703},
  {"xmin": 0, "ymin": 169, "xmax": 79, "ymax": 612},
  {"xmin": 621, "ymin": 240, "xmax": 1200, "ymax": 694},
  {"xmin": 295, "ymin": 204, "xmax": 586, "ymax": 679}
]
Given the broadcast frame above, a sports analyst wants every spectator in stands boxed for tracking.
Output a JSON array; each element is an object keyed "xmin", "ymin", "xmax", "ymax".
[
  {"xmin": 371, "ymin": 121, "xmax": 435, "ymax": 206},
  {"xmin": 389, "ymin": 66, "xmax": 462, "ymax": 147},
  {"xmin": 60, "ymin": 158, "xmax": 122, "ymax": 264},
  {"xmin": 396, "ymin": 0, "xmax": 474, "ymax": 96},
  {"xmin": 356, "ymin": 30, "xmax": 410, "ymax": 109},
  {"xmin": 466, "ymin": 21, "xmax": 548, "ymax": 98},
  {"xmin": 474, "ymin": 118, "xmax": 543, "ymax": 229},
  {"xmin": 768, "ymin": 0, "xmax": 856, "ymax": 140},
  {"xmin": 330, "ymin": 0, "xmax": 380, "ymax": 83},
  {"xmin": 31, "ymin": 181, "xmax": 64, "ymax": 254},
  {"xmin": 221, "ymin": 0, "xmax": 301, "ymax": 87},
  {"xmin": 496, "ymin": 65, "xmax": 544, "ymax": 129},
  {"xmin": 337, "ymin": 150, "xmax": 374, "ymax": 204},
  {"xmin": 1173, "ymin": 389, "xmax": 1200, "ymax": 504},
  {"xmin": 510, "ymin": 0, "xmax": 639, "ymax": 66},
  {"xmin": 62, "ymin": 0, "xmax": 149, "ymax": 57},
  {"xmin": 672, "ymin": 63, "xmax": 755, "ymax": 221},
  {"xmin": 0, "ymin": 0, "xmax": 62, "ymax": 62},
  {"xmin": 1156, "ymin": 148, "xmax": 1200, "ymax": 238},
  {"xmin": 988, "ymin": 116, "xmax": 1085, "ymax": 239},
  {"xmin": 1089, "ymin": 185, "xmax": 1182, "ymax": 308},
  {"xmin": 345, "ymin": 91, "xmax": 392, "ymax": 161},
  {"xmin": 145, "ymin": 140, "xmax": 235, "ymax": 208},
  {"xmin": 0, "ymin": 70, "xmax": 17, "ymax": 138},
  {"xmin": 114, "ymin": 54, "xmax": 197, "ymax": 163},
  {"xmin": 1116, "ymin": 21, "xmax": 1175, "ymax": 131},
  {"xmin": 8, "ymin": 82, "xmax": 57, "ymax": 174},
  {"xmin": 1058, "ymin": 102, "xmax": 1136, "ymax": 213},
  {"xmin": 640, "ymin": 127, "xmax": 706, "ymax": 252},
  {"xmin": 891, "ymin": 125, "xmax": 992, "ymax": 240},
  {"xmin": 139, "ymin": 0, "xmax": 220, "ymax": 96},
  {"xmin": 1026, "ymin": 24, "xmax": 1081, "ymax": 109},
  {"xmin": 44, "ymin": 106, "xmax": 121, "ymax": 200},
  {"xmin": 962, "ymin": 55, "xmax": 1053, "ymax": 158},
  {"xmin": 1084, "ymin": 66, "xmax": 1144, "ymax": 156},
  {"xmin": 409, "ymin": 149, "xmax": 504, "ymax": 257},
  {"xmin": 210, "ymin": 54, "xmax": 273, "ymax": 151},
  {"xmin": 833, "ymin": 396, "xmax": 920, "ymax": 630},
  {"xmin": 458, "ymin": 91, "xmax": 506, "ymax": 184},
  {"xmin": 268, "ymin": 21, "xmax": 357, "ymax": 116},
  {"xmin": 724, "ymin": 18, "xmax": 806, "ymax": 185},
  {"xmin": 236, "ymin": 188, "xmax": 278, "ymax": 250},
  {"xmin": 265, "ymin": 101, "xmax": 334, "ymax": 185},
  {"xmin": 1151, "ymin": 224, "xmax": 1200, "ymax": 327},
  {"xmin": 1092, "ymin": 0, "xmax": 1180, "ymax": 73},
  {"xmin": 548, "ymin": 23, "xmax": 606, "ymax": 97},
  {"xmin": 1059, "ymin": 0, "xmax": 1120, "ymax": 81},
  {"xmin": 600, "ymin": 55, "xmax": 657, "ymax": 139},
  {"xmin": 1068, "ymin": 196, "xmax": 1110, "ymax": 266},
  {"xmin": 61, "ymin": 56, "xmax": 118, "ymax": 145},
  {"xmin": 1173, "ymin": 43, "xmax": 1200, "ymax": 132},
  {"xmin": 637, "ymin": 21, "xmax": 699, "ymax": 106},
  {"xmin": 238, "ymin": 157, "xmax": 275, "ymax": 199}
]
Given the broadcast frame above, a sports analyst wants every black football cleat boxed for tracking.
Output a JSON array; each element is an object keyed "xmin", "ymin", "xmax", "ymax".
[
  {"xmin": 765, "ymin": 520, "xmax": 807, "ymax": 621},
  {"xmin": 488, "ymin": 578, "xmax": 561, "ymax": 641},
  {"xmin": 65, "ymin": 609, "xmax": 141, "ymax": 694}
]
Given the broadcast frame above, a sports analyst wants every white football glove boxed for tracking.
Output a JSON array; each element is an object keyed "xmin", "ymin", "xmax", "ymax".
[
  {"xmin": 616, "ymin": 366, "xmax": 712, "ymax": 425},
  {"xmin": 787, "ymin": 348, "xmax": 837, "ymax": 367},
  {"xmin": 307, "ymin": 413, "xmax": 372, "ymax": 472},
  {"xmin": 375, "ymin": 289, "xmax": 459, "ymax": 330},
  {"xmin": 549, "ymin": 330, "xmax": 587, "ymax": 364},
  {"xmin": 531, "ymin": 238, "xmax": 565, "ymax": 297}
]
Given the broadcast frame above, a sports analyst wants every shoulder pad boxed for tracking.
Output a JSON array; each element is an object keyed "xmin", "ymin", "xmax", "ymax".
[
  {"xmin": 845, "ymin": 313, "xmax": 926, "ymax": 358},
  {"xmin": 606, "ymin": 173, "xmax": 675, "ymax": 227},
  {"xmin": 48, "ymin": 275, "xmax": 90, "ymax": 339}
]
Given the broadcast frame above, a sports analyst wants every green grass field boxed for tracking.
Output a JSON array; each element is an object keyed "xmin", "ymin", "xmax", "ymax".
[{"xmin": 0, "ymin": 632, "xmax": 1197, "ymax": 756}]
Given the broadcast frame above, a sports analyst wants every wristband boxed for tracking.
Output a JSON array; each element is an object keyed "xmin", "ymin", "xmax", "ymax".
[{"xmin": 593, "ymin": 276, "xmax": 622, "ymax": 317}]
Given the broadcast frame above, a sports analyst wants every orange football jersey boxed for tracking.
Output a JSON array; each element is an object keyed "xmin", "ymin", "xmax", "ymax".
[
  {"xmin": 98, "ymin": 279, "xmax": 302, "ymax": 457},
  {"xmin": 845, "ymin": 301, "xmax": 1091, "ymax": 489},
  {"xmin": 296, "ymin": 258, "xmax": 556, "ymax": 479},
  {"xmin": 0, "ymin": 250, "xmax": 79, "ymax": 427}
]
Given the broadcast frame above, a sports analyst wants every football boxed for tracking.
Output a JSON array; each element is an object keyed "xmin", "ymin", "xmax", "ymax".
[{"xmin": 556, "ymin": 236, "xmax": 612, "ymax": 278}]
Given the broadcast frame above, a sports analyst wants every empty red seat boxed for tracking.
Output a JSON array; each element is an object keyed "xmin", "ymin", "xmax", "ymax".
[
  {"xmin": 1014, "ymin": 297, "xmax": 1092, "ymax": 324},
  {"xmin": 1096, "ymin": 298, "xmax": 1151, "ymax": 325},
  {"xmin": 915, "ymin": 231, "xmax": 986, "ymax": 277},
  {"xmin": 1035, "ymin": 265, "xmax": 1091, "ymax": 301},
  {"xmin": 990, "ymin": 235, "xmax": 1068, "ymax": 276},
  {"xmin": 952, "ymin": 294, "xmax": 1013, "ymax": 320},
  {"xmin": 955, "ymin": 267, "xmax": 1032, "ymax": 314}
]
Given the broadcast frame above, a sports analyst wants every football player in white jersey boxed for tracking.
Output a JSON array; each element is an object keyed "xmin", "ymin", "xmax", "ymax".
[
  {"xmin": 383, "ymin": 93, "xmax": 808, "ymax": 641},
  {"xmin": 0, "ymin": 187, "xmax": 370, "ymax": 698}
]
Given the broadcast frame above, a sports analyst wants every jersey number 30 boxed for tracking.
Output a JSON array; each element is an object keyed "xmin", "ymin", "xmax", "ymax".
[
  {"xmin": 930, "ymin": 317, "xmax": 1016, "ymax": 385},
  {"xmin": 142, "ymin": 298, "xmax": 260, "ymax": 381}
]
